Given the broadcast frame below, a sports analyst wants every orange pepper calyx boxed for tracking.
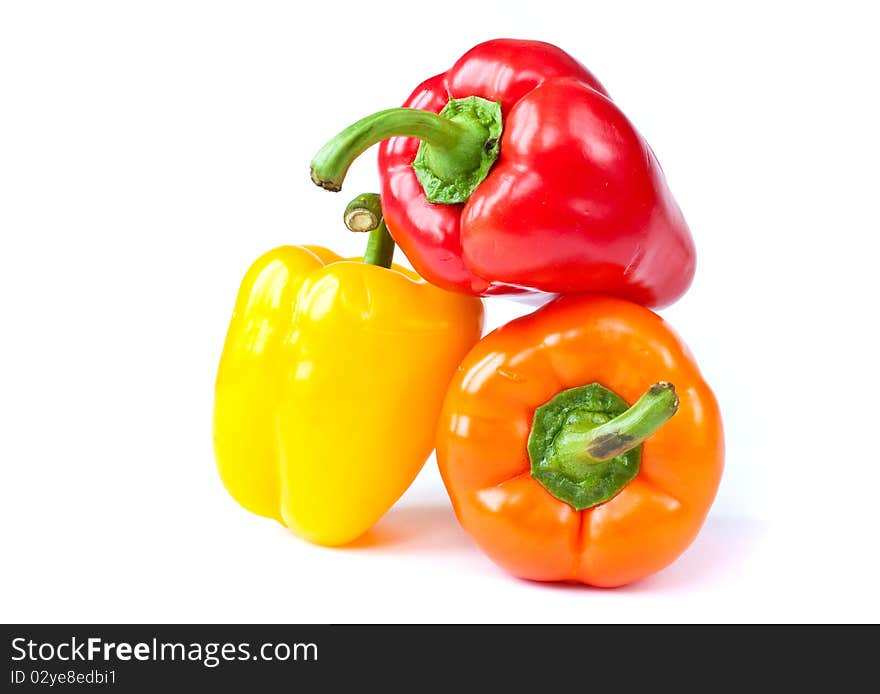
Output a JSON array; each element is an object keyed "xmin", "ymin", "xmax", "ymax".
[{"xmin": 528, "ymin": 382, "xmax": 678, "ymax": 510}]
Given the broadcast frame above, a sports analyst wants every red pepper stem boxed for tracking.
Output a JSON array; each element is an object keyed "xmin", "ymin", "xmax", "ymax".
[
  {"xmin": 311, "ymin": 108, "xmax": 476, "ymax": 191},
  {"xmin": 311, "ymin": 97, "xmax": 502, "ymax": 204},
  {"xmin": 344, "ymin": 193, "xmax": 395, "ymax": 269}
]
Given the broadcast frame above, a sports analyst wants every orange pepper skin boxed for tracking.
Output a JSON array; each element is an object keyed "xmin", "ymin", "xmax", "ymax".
[{"xmin": 436, "ymin": 295, "xmax": 724, "ymax": 587}]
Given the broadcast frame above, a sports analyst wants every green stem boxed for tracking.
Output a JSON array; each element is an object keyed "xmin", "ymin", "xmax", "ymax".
[
  {"xmin": 344, "ymin": 194, "xmax": 395, "ymax": 269},
  {"xmin": 554, "ymin": 382, "xmax": 679, "ymax": 466},
  {"xmin": 363, "ymin": 223, "xmax": 395, "ymax": 269},
  {"xmin": 344, "ymin": 192, "xmax": 383, "ymax": 232},
  {"xmin": 311, "ymin": 97, "xmax": 503, "ymax": 204},
  {"xmin": 528, "ymin": 382, "xmax": 679, "ymax": 511}
]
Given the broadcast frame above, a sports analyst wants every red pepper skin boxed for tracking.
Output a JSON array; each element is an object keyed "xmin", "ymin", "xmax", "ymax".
[{"xmin": 377, "ymin": 39, "xmax": 695, "ymax": 308}]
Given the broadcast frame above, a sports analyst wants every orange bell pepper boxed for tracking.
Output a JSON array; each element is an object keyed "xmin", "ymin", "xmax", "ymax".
[{"xmin": 436, "ymin": 295, "xmax": 724, "ymax": 587}]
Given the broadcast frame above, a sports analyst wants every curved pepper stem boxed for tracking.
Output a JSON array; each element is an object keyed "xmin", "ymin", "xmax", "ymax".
[
  {"xmin": 556, "ymin": 383, "xmax": 679, "ymax": 463},
  {"xmin": 528, "ymin": 382, "xmax": 679, "ymax": 510},
  {"xmin": 344, "ymin": 193, "xmax": 395, "ymax": 269},
  {"xmin": 311, "ymin": 97, "xmax": 502, "ymax": 204}
]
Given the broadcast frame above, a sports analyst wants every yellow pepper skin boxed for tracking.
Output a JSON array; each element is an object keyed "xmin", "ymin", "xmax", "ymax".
[{"xmin": 214, "ymin": 244, "xmax": 484, "ymax": 546}]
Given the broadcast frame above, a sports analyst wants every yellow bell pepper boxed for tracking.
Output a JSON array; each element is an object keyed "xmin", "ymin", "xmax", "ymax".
[{"xmin": 213, "ymin": 194, "xmax": 484, "ymax": 546}]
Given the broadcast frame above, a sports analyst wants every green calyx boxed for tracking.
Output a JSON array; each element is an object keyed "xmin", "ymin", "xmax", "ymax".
[
  {"xmin": 528, "ymin": 382, "xmax": 679, "ymax": 511},
  {"xmin": 310, "ymin": 96, "xmax": 502, "ymax": 205},
  {"xmin": 412, "ymin": 97, "xmax": 502, "ymax": 204}
]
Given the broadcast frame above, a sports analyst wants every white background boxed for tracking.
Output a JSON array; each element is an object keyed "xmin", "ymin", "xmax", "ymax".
[{"xmin": 1, "ymin": 1, "xmax": 878, "ymax": 623}]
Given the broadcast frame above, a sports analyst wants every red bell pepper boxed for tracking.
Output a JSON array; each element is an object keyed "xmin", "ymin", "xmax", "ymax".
[{"xmin": 311, "ymin": 39, "xmax": 695, "ymax": 308}]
